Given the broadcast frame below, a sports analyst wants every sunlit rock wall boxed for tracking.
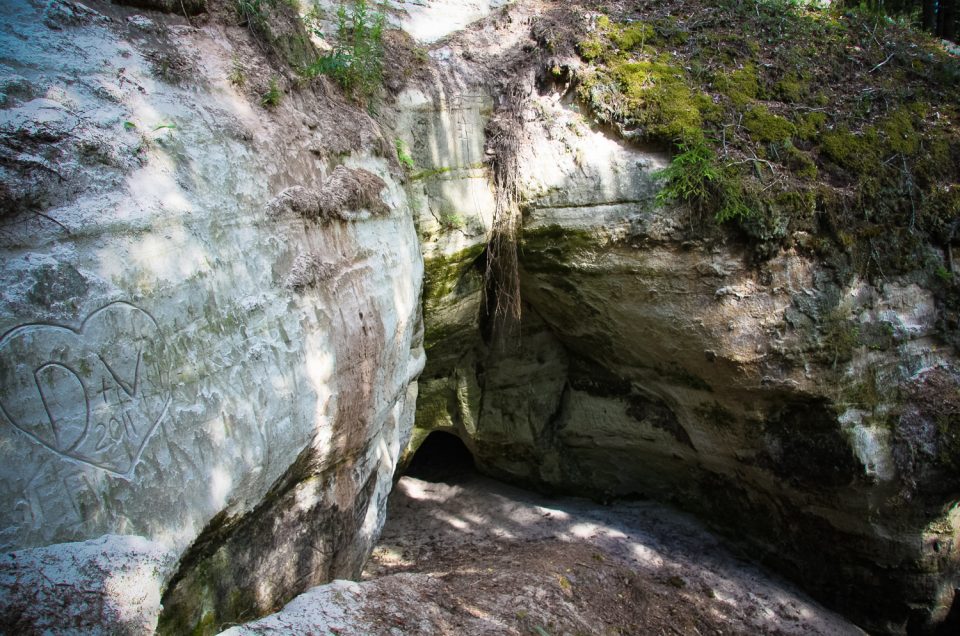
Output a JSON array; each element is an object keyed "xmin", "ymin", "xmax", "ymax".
[
  {"xmin": 391, "ymin": 77, "xmax": 494, "ymax": 462},
  {"xmin": 0, "ymin": 0, "xmax": 422, "ymax": 632},
  {"xmin": 407, "ymin": 52, "xmax": 960, "ymax": 633},
  {"xmin": 309, "ymin": 0, "xmax": 512, "ymax": 44}
]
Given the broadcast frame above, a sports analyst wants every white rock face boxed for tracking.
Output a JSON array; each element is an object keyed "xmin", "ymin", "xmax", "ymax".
[
  {"xmin": 301, "ymin": 0, "xmax": 512, "ymax": 47},
  {"xmin": 0, "ymin": 534, "xmax": 175, "ymax": 635},
  {"xmin": 0, "ymin": 1, "xmax": 422, "ymax": 626},
  {"xmin": 395, "ymin": 0, "xmax": 513, "ymax": 43}
]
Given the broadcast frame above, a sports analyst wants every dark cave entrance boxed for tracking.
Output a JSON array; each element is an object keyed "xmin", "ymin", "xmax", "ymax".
[{"xmin": 404, "ymin": 431, "xmax": 476, "ymax": 482}]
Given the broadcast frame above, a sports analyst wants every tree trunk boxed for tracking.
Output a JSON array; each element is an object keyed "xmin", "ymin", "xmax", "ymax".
[
  {"xmin": 941, "ymin": 0, "xmax": 957, "ymax": 40},
  {"xmin": 937, "ymin": 0, "xmax": 951, "ymax": 37},
  {"xmin": 922, "ymin": 0, "xmax": 937, "ymax": 32}
]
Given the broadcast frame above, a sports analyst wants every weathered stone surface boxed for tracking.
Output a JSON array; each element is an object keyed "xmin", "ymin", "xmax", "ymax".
[
  {"xmin": 0, "ymin": 0, "xmax": 422, "ymax": 633},
  {"xmin": 0, "ymin": 534, "xmax": 175, "ymax": 635},
  {"xmin": 395, "ymin": 0, "xmax": 513, "ymax": 43},
  {"xmin": 112, "ymin": 0, "xmax": 207, "ymax": 16},
  {"xmin": 391, "ymin": 80, "xmax": 494, "ymax": 468},
  {"xmin": 218, "ymin": 475, "xmax": 865, "ymax": 636},
  {"xmin": 406, "ymin": 35, "xmax": 960, "ymax": 633}
]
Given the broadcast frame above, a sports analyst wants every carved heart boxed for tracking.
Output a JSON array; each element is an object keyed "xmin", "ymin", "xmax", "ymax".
[{"xmin": 0, "ymin": 302, "xmax": 170, "ymax": 479}]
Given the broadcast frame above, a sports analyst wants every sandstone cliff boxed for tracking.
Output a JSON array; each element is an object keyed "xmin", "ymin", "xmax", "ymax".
[
  {"xmin": 1, "ymin": 0, "xmax": 958, "ymax": 634},
  {"xmin": 0, "ymin": 0, "xmax": 422, "ymax": 632}
]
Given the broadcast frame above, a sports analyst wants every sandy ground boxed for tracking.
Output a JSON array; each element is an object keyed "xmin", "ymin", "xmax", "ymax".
[
  {"xmin": 224, "ymin": 471, "xmax": 866, "ymax": 635},
  {"xmin": 359, "ymin": 474, "xmax": 865, "ymax": 636}
]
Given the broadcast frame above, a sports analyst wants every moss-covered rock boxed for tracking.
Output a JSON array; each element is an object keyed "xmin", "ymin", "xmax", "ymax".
[
  {"xmin": 714, "ymin": 63, "xmax": 760, "ymax": 106},
  {"xmin": 572, "ymin": 0, "xmax": 960, "ymax": 287},
  {"xmin": 423, "ymin": 243, "xmax": 485, "ymax": 307},
  {"xmin": 744, "ymin": 105, "xmax": 796, "ymax": 143}
]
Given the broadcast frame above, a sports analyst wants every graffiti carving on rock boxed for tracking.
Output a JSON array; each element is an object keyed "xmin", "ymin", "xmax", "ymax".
[{"xmin": 0, "ymin": 302, "xmax": 171, "ymax": 479}]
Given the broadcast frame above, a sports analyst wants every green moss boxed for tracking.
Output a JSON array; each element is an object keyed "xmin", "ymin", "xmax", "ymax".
[
  {"xmin": 520, "ymin": 224, "xmax": 601, "ymax": 255},
  {"xmin": 577, "ymin": 36, "xmax": 606, "ymax": 61},
  {"xmin": 916, "ymin": 137, "xmax": 953, "ymax": 181},
  {"xmin": 774, "ymin": 75, "xmax": 809, "ymax": 103},
  {"xmin": 795, "ymin": 111, "xmax": 827, "ymax": 141},
  {"xmin": 571, "ymin": 1, "xmax": 959, "ymax": 279},
  {"xmin": 880, "ymin": 107, "xmax": 920, "ymax": 156},
  {"xmin": 411, "ymin": 166, "xmax": 456, "ymax": 180},
  {"xmin": 782, "ymin": 142, "xmax": 818, "ymax": 180},
  {"xmin": 576, "ymin": 18, "xmax": 706, "ymax": 144},
  {"xmin": 714, "ymin": 63, "xmax": 759, "ymax": 106},
  {"xmin": 839, "ymin": 368, "xmax": 883, "ymax": 411},
  {"xmin": 413, "ymin": 379, "xmax": 456, "ymax": 429},
  {"xmin": 423, "ymin": 319, "xmax": 473, "ymax": 353},
  {"xmin": 410, "ymin": 163, "xmax": 483, "ymax": 181},
  {"xmin": 821, "ymin": 126, "xmax": 883, "ymax": 175},
  {"xmin": 190, "ymin": 611, "xmax": 217, "ymax": 636},
  {"xmin": 651, "ymin": 16, "xmax": 689, "ymax": 46},
  {"xmin": 611, "ymin": 57, "xmax": 704, "ymax": 143},
  {"xmin": 422, "ymin": 243, "xmax": 485, "ymax": 306},
  {"xmin": 395, "ymin": 138, "xmax": 414, "ymax": 170},
  {"xmin": 819, "ymin": 307, "xmax": 860, "ymax": 367},
  {"xmin": 694, "ymin": 93, "xmax": 723, "ymax": 124},
  {"xmin": 743, "ymin": 106, "xmax": 796, "ymax": 143},
  {"xmin": 772, "ymin": 189, "xmax": 816, "ymax": 222},
  {"xmin": 608, "ymin": 21, "xmax": 654, "ymax": 51}
]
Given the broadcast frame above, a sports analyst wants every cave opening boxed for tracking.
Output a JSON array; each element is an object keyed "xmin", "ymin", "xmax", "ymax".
[{"xmin": 404, "ymin": 431, "xmax": 476, "ymax": 482}]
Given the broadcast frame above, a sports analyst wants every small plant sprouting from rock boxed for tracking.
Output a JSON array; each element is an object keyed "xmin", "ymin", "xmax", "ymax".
[
  {"xmin": 656, "ymin": 138, "xmax": 753, "ymax": 224},
  {"xmin": 305, "ymin": 0, "xmax": 386, "ymax": 104},
  {"xmin": 235, "ymin": 0, "xmax": 267, "ymax": 32},
  {"xmin": 655, "ymin": 140, "xmax": 718, "ymax": 212},
  {"xmin": 228, "ymin": 58, "xmax": 246, "ymax": 88},
  {"xmin": 395, "ymin": 138, "xmax": 415, "ymax": 171},
  {"xmin": 302, "ymin": 3, "xmax": 327, "ymax": 40},
  {"xmin": 440, "ymin": 212, "xmax": 465, "ymax": 230},
  {"xmin": 261, "ymin": 78, "xmax": 282, "ymax": 108}
]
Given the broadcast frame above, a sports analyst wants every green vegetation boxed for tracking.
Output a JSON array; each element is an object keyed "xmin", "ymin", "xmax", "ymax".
[
  {"xmin": 654, "ymin": 140, "xmax": 719, "ymax": 211},
  {"xmin": 235, "ymin": 0, "xmax": 267, "ymax": 32},
  {"xmin": 654, "ymin": 139, "xmax": 756, "ymax": 224},
  {"xmin": 439, "ymin": 211, "xmax": 465, "ymax": 229},
  {"xmin": 521, "ymin": 225, "xmax": 601, "ymax": 258},
  {"xmin": 260, "ymin": 77, "xmax": 282, "ymax": 108},
  {"xmin": 820, "ymin": 307, "xmax": 861, "ymax": 368},
  {"xmin": 574, "ymin": 0, "xmax": 960, "ymax": 275},
  {"xmin": 577, "ymin": 47, "xmax": 707, "ymax": 145},
  {"xmin": 422, "ymin": 243, "xmax": 486, "ymax": 308},
  {"xmin": 395, "ymin": 138, "xmax": 415, "ymax": 170},
  {"xmin": 228, "ymin": 58, "xmax": 245, "ymax": 87},
  {"xmin": 410, "ymin": 163, "xmax": 486, "ymax": 181},
  {"xmin": 743, "ymin": 106, "xmax": 796, "ymax": 143},
  {"xmin": 234, "ymin": 0, "xmax": 315, "ymax": 69},
  {"xmin": 305, "ymin": 0, "xmax": 386, "ymax": 103},
  {"xmin": 714, "ymin": 63, "xmax": 759, "ymax": 106}
]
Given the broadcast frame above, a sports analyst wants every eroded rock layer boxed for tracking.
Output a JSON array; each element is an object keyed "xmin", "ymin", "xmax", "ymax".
[{"xmin": 404, "ymin": 5, "xmax": 960, "ymax": 633}]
